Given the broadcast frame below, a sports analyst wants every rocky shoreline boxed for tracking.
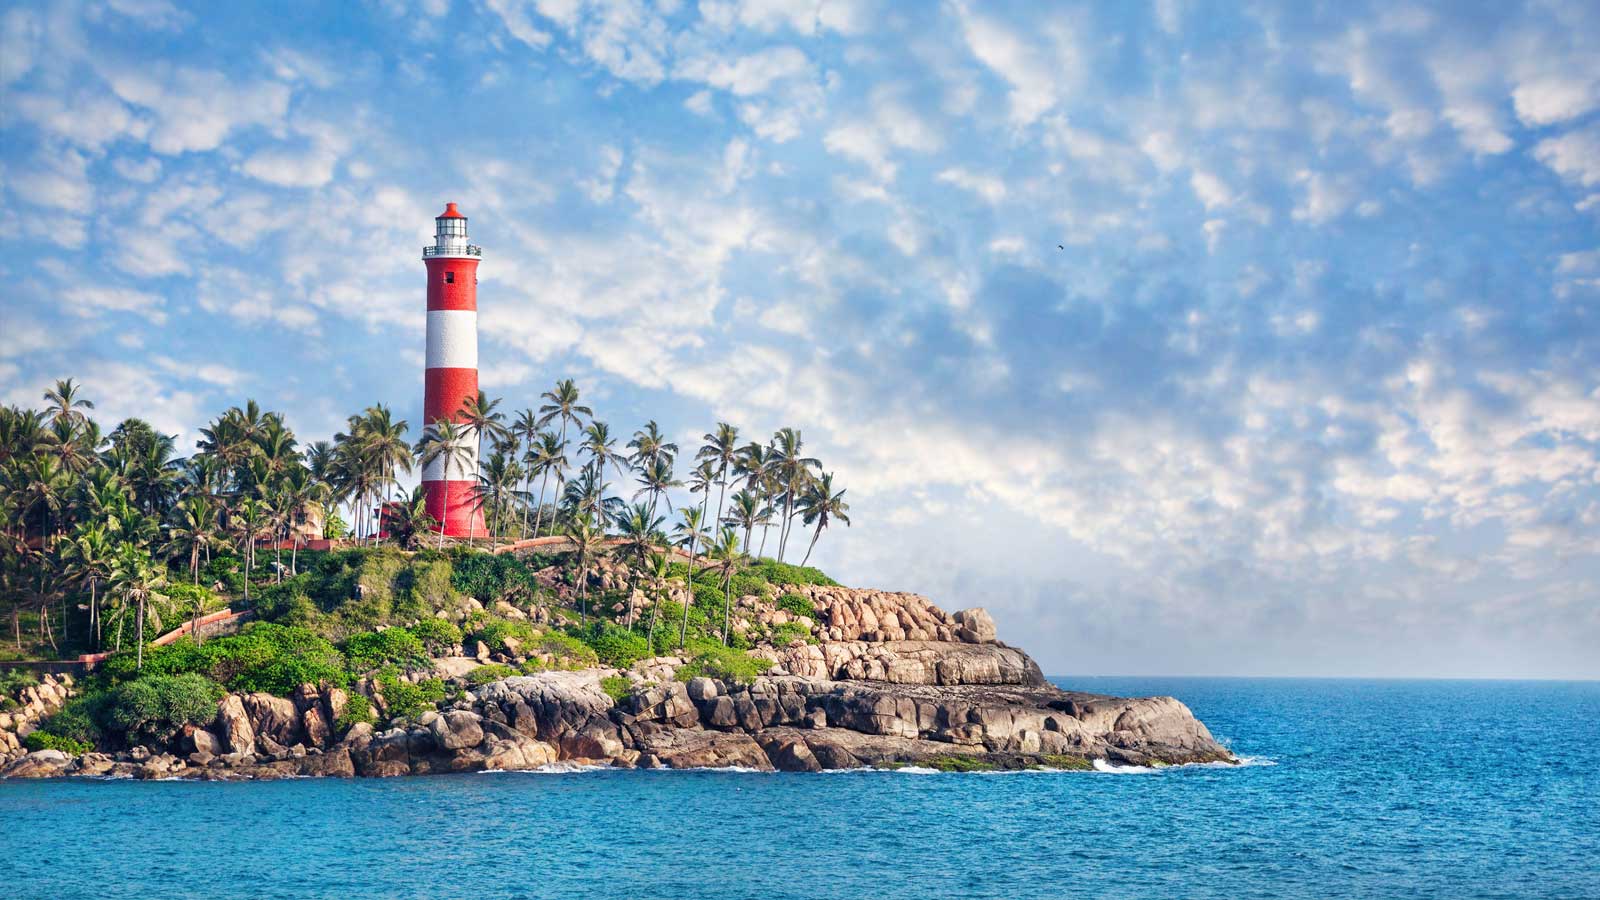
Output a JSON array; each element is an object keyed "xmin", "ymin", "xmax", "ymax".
[{"xmin": 1, "ymin": 586, "xmax": 1234, "ymax": 780}]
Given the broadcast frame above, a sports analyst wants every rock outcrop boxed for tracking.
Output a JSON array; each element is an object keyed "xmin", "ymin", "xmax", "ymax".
[{"xmin": 1, "ymin": 584, "xmax": 1235, "ymax": 779}]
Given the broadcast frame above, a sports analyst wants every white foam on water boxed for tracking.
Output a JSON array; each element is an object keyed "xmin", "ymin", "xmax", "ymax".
[{"xmin": 1092, "ymin": 759, "xmax": 1160, "ymax": 774}]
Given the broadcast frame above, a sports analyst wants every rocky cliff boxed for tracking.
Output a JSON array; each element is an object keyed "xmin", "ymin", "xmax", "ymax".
[{"xmin": 0, "ymin": 586, "xmax": 1234, "ymax": 779}]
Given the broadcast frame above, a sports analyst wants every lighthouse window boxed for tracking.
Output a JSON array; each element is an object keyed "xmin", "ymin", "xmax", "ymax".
[{"xmin": 445, "ymin": 271, "xmax": 455, "ymax": 283}]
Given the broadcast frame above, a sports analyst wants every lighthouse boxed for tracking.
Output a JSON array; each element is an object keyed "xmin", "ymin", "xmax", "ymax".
[{"xmin": 421, "ymin": 202, "xmax": 486, "ymax": 537}]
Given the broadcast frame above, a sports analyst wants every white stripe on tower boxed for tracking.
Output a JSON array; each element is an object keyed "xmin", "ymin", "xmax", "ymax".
[{"xmin": 425, "ymin": 310, "xmax": 479, "ymax": 369}]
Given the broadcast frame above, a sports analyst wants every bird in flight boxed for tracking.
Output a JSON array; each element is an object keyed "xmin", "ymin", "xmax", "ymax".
[{"xmin": 1057, "ymin": 244, "xmax": 1064, "ymax": 250}]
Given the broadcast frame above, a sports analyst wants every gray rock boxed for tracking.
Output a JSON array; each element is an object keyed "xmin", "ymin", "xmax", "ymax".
[{"xmin": 686, "ymin": 677, "xmax": 718, "ymax": 701}]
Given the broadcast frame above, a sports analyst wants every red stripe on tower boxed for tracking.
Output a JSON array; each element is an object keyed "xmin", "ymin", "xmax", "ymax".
[{"xmin": 421, "ymin": 202, "xmax": 486, "ymax": 538}]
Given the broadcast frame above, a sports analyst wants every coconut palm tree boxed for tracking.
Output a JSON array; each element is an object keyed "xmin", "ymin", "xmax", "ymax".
[
  {"xmin": 526, "ymin": 431, "xmax": 567, "ymax": 539},
  {"xmin": 414, "ymin": 420, "xmax": 475, "ymax": 549},
  {"xmin": 722, "ymin": 489, "xmax": 769, "ymax": 560},
  {"xmin": 229, "ymin": 497, "xmax": 266, "ymax": 604},
  {"xmin": 62, "ymin": 523, "xmax": 114, "ymax": 649},
  {"xmin": 643, "ymin": 552, "xmax": 673, "ymax": 652},
  {"xmin": 633, "ymin": 456, "xmax": 681, "ymax": 523},
  {"xmin": 566, "ymin": 513, "xmax": 605, "ymax": 624},
  {"xmin": 768, "ymin": 428, "xmax": 820, "ymax": 562},
  {"xmin": 706, "ymin": 527, "xmax": 745, "ymax": 645},
  {"xmin": 615, "ymin": 502, "xmax": 666, "ymax": 627},
  {"xmin": 109, "ymin": 544, "xmax": 169, "ymax": 671},
  {"xmin": 579, "ymin": 421, "xmax": 629, "ymax": 482},
  {"xmin": 163, "ymin": 494, "xmax": 221, "ymax": 585},
  {"xmin": 697, "ymin": 423, "xmax": 739, "ymax": 543},
  {"xmin": 380, "ymin": 486, "xmax": 437, "ymax": 551},
  {"xmin": 511, "ymin": 409, "xmax": 541, "ymax": 538},
  {"xmin": 536, "ymin": 379, "xmax": 592, "ymax": 460},
  {"xmin": 460, "ymin": 391, "xmax": 509, "ymax": 495},
  {"xmin": 672, "ymin": 506, "xmax": 709, "ymax": 648},
  {"xmin": 43, "ymin": 378, "xmax": 94, "ymax": 427},
  {"xmin": 628, "ymin": 421, "xmax": 678, "ymax": 470},
  {"xmin": 474, "ymin": 447, "xmax": 523, "ymax": 549},
  {"xmin": 797, "ymin": 473, "xmax": 850, "ymax": 566}
]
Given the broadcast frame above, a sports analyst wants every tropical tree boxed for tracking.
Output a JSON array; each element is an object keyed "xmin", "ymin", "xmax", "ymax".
[
  {"xmin": 797, "ymin": 473, "xmax": 850, "ymax": 566},
  {"xmin": 163, "ymin": 495, "xmax": 221, "ymax": 585},
  {"xmin": 672, "ymin": 506, "xmax": 709, "ymax": 648},
  {"xmin": 768, "ymin": 428, "xmax": 820, "ymax": 562},
  {"xmin": 511, "ymin": 409, "xmax": 541, "ymax": 538},
  {"xmin": 643, "ymin": 552, "xmax": 673, "ymax": 651},
  {"xmin": 697, "ymin": 422, "xmax": 739, "ymax": 543},
  {"xmin": 380, "ymin": 486, "xmax": 438, "ymax": 551},
  {"xmin": 633, "ymin": 456, "xmax": 680, "ymax": 523},
  {"xmin": 109, "ymin": 544, "xmax": 169, "ymax": 671},
  {"xmin": 615, "ymin": 502, "xmax": 665, "ymax": 627},
  {"xmin": 565, "ymin": 513, "xmax": 605, "ymax": 624},
  {"xmin": 43, "ymin": 378, "xmax": 95, "ymax": 427},
  {"xmin": 525, "ymin": 431, "xmax": 567, "ymax": 539},
  {"xmin": 414, "ymin": 420, "xmax": 475, "ymax": 548},
  {"xmin": 536, "ymin": 379, "xmax": 592, "ymax": 463},
  {"xmin": 706, "ymin": 527, "xmax": 745, "ymax": 645},
  {"xmin": 228, "ymin": 497, "xmax": 266, "ymax": 604},
  {"xmin": 474, "ymin": 447, "xmax": 524, "ymax": 549},
  {"xmin": 722, "ymin": 489, "xmax": 769, "ymax": 560}
]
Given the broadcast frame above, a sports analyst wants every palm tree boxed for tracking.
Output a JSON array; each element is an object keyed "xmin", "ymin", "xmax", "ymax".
[
  {"xmin": 277, "ymin": 465, "xmax": 324, "ymax": 574},
  {"xmin": 672, "ymin": 506, "xmax": 709, "ymax": 649},
  {"xmin": 797, "ymin": 473, "xmax": 850, "ymax": 566},
  {"xmin": 457, "ymin": 392, "xmax": 509, "ymax": 543},
  {"xmin": 525, "ymin": 432, "xmax": 567, "ymax": 539},
  {"xmin": 698, "ymin": 422, "xmax": 739, "ymax": 545},
  {"xmin": 643, "ymin": 552, "xmax": 673, "ymax": 652},
  {"xmin": 768, "ymin": 428, "xmax": 820, "ymax": 562},
  {"xmin": 616, "ymin": 502, "xmax": 665, "ymax": 627},
  {"xmin": 229, "ymin": 497, "xmax": 266, "ymax": 604},
  {"xmin": 380, "ymin": 486, "xmax": 437, "ymax": 551},
  {"xmin": 706, "ymin": 527, "xmax": 745, "ymax": 645},
  {"xmin": 110, "ymin": 544, "xmax": 169, "ymax": 671},
  {"xmin": 163, "ymin": 495, "xmax": 220, "ymax": 585},
  {"xmin": 536, "ymin": 379, "xmax": 592, "ymax": 464},
  {"xmin": 722, "ymin": 489, "xmax": 769, "ymax": 560},
  {"xmin": 474, "ymin": 447, "xmax": 523, "ymax": 549},
  {"xmin": 566, "ymin": 513, "xmax": 605, "ymax": 624},
  {"xmin": 361, "ymin": 404, "xmax": 411, "ymax": 523},
  {"xmin": 686, "ymin": 458, "xmax": 716, "ymax": 569},
  {"xmin": 633, "ymin": 456, "xmax": 681, "ymax": 523},
  {"xmin": 62, "ymin": 524, "xmax": 114, "ymax": 649},
  {"xmin": 561, "ymin": 466, "xmax": 621, "ymax": 532},
  {"xmin": 628, "ymin": 421, "xmax": 678, "ymax": 469},
  {"xmin": 511, "ymin": 409, "xmax": 541, "ymax": 538},
  {"xmin": 579, "ymin": 421, "xmax": 629, "ymax": 482},
  {"xmin": 415, "ymin": 420, "xmax": 475, "ymax": 549},
  {"xmin": 43, "ymin": 378, "xmax": 94, "ymax": 427}
]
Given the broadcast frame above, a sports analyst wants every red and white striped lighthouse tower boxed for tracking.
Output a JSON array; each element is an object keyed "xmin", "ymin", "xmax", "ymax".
[{"xmin": 421, "ymin": 202, "xmax": 486, "ymax": 537}]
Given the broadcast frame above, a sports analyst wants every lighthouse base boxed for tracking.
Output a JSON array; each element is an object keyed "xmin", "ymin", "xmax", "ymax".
[{"xmin": 424, "ymin": 480, "xmax": 487, "ymax": 539}]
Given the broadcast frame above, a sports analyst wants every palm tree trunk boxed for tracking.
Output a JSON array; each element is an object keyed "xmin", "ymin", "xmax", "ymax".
[
  {"xmin": 721, "ymin": 575, "xmax": 732, "ymax": 646},
  {"xmin": 532, "ymin": 468, "xmax": 551, "ymax": 538},
  {"xmin": 136, "ymin": 596, "xmax": 145, "ymax": 671},
  {"xmin": 801, "ymin": 525, "xmax": 822, "ymax": 567}
]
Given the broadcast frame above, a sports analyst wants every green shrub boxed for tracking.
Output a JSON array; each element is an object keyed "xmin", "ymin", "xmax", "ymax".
[
  {"xmin": 103, "ymin": 624, "xmax": 348, "ymax": 697},
  {"xmin": 747, "ymin": 559, "xmax": 838, "ymax": 587},
  {"xmin": 334, "ymin": 694, "xmax": 376, "ymax": 734},
  {"xmin": 24, "ymin": 731, "xmax": 92, "ymax": 755},
  {"xmin": 37, "ymin": 696, "xmax": 104, "ymax": 747},
  {"xmin": 675, "ymin": 646, "xmax": 773, "ymax": 685},
  {"xmin": 768, "ymin": 621, "xmax": 814, "ymax": 647},
  {"xmin": 102, "ymin": 673, "xmax": 224, "ymax": 743},
  {"xmin": 408, "ymin": 618, "xmax": 462, "ymax": 655},
  {"xmin": 468, "ymin": 618, "xmax": 539, "ymax": 655},
  {"xmin": 166, "ymin": 582, "xmax": 223, "ymax": 616},
  {"xmin": 599, "ymin": 675, "xmax": 632, "ymax": 702},
  {"xmin": 0, "ymin": 668, "xmax": 38, "ymax": 699},
  {"xmin": 569, "ymin": 622, "xmax": 652, "ymax": 668},
  {"xmin": 376, "ymin": 668, "xmax": 447, "ymax": 722},
  {"xmin": 343, "ymin": 628, "xmax": 428, "ymax": 674},
  {"xmin": 466, "ymin": 664, "xmax": 516, "ymax": 685},
  {"xmin": 404, "ymin": 559, "xmax": 456, "ymax": 616},
  {"xmin": 451, "ymin": 553, "xmax": 536, "ymax": 604},
  {"xmin": 775, "ymin": 592, "xmax": 816, "ymax": 619},
  {"xmin": 323, "ymin": 511, "xmax": 348, "ymax": 540},
  {"xmin": 530, "ymin": 631, "xmax": 598, "ymax": 669}
]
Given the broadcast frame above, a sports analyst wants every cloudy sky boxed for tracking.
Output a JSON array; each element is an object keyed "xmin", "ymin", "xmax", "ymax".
[{"xmin": 3, "ymin": 0, "xmax": 1597, "ymax": 678}]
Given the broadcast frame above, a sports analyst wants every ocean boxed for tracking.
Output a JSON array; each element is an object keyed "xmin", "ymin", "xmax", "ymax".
[{"xmin": 3, "ymin": 677, "xmax": 1596, "ymax": 899}]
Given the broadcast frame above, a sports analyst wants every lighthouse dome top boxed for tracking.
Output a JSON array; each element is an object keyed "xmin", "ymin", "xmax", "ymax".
[{"xmin": 424, "ymin": 201, "xmax": 481, "ymax": 258}]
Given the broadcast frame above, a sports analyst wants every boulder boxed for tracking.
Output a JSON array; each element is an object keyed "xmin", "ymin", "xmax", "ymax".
[
  {"xmin": 241, "ymin": 693, "xmax": 302, "ymax": 747},
  {"xmin": 686, "ymin": 677, "xmax": 718, "ymax": 702},
  {"xmin": 952, "ymin": 608, "xmax": 998, "ymax": 643},
  {"xmin": 430, "ymin": 710, "xmax": 484, "ymax": 751}
]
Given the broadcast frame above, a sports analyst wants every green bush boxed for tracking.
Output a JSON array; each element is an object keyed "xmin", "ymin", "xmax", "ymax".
[
  {"xmin": 0, "ymin": 668, "xmax": 38, "ymax": 699},
  {"xmin": 24, "ymin": 731, "xmax": 92, "ymax": 755},
  {"xmin": 675, "ymin": 646, "xmax": 773, "ymax": 685},
  {"xmin": 468, "ymin": 617, "xmax": 540, "ymax": 655},
  {"xmin": 466, "ymin": 664, "xmax": 516, "ymax": 685},
  {"xmin": 200, "ymin": 553, "xmax": 245, "ymax": 596},
  {"xmin": 166, "ymin": 582, "xmax": 223, "ymax": 616},
  {"xmin": 747, "ymin": 559, "xmax": 838, "ymax": 587},
  {"xmin": 37, "ymin": 696, "xmax": 104, "ymax": 747},
  {"xmin": 451, "ymin": 553, "xmax": 536, "ymax": 604},
  {"xmin": 343, "ymin": 628, "xmax": 428, "ymax": 674},
  {"xmin": 775, "ymin": 592, "xmax": 816, "ymax": 619},
  {"xmin": 403, "ymin": 559, "xmax": 456, "ymax": 617},
  {"xmin": 334, "ymin": 694, "xmax": 376, "ymax": 734},
  {"xmin": 768, "ymin": 621, "xmax": 814, "ymax": 647},
  {"xmin": 103, "ymin": 623, "xmax": 348, "ymax": 697},
  {"xmin": 600, "ymin": 675, "xmax": 632, "ymax": 702},
  {"xmin": 408, "ymin": 618, "xmax": 462, "ymax": 655},
  {"xmin": 376, "ymin": 668, "xmax": 446, "ymax": 722},
  {"xmin": 102, "ymin": 673, "xmax": 224, "ymax": 743},
  {"xmin": 569, "ymin": 622, "xmax": 652, "ymax": 669},
  {"xmin": 530, "ymin": 631, "xmax": 599, "ymax": 669}
]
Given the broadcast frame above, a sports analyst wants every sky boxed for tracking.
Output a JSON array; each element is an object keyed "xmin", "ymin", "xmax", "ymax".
[{"xmin": 1, "ymin": 0, "xmax": 1597, "ymax": 679}]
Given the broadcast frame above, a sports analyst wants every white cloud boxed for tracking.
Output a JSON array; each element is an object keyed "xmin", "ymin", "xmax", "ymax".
[
  {"xmin": 953, "ymin": 3, "xmax": 1078, "ymax": 126},
  {"xmin": 937, "ymin": 167, "xmax": 1006, "ymax": 203},
  {"xmin": 1512, "ymin": 74, "xmax": 1600, "ymax": 127},
  {"xmin": 62, "ymin": 286, "xmax": 167, "ymax": 323},
  {"xmin": 677, "ymin": 45, "xmax": 810, "ymax": 96},
  {"xmin": 1533, "ymin": 126, "xmax": 1600, "ymax": 187},
  {"xmin": 105, "ymin": 65, "xmax": 291, "ymax": 155}
]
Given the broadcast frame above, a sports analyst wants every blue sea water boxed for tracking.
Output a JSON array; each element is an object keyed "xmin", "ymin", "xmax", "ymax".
[{"xmin": 3, "ymin": 677, "xmax": 1597, "ymax": 900}]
